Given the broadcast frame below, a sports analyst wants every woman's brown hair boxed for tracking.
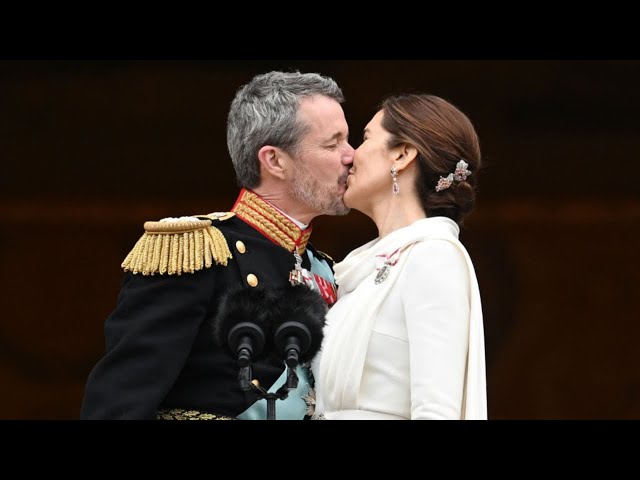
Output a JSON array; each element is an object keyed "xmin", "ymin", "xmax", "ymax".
[{"xmin": 381, "ymin": 94, "xmax": 481, "ymax": 225}]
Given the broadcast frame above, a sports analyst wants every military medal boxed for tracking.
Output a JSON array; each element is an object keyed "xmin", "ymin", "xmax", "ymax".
[
  {"xmin": 289, "ymin": 248, "xmax": 305, "ymax": 286},
  {"xmin": 289, "ymin": 248, "xmax": 321, "ymax": 292}
]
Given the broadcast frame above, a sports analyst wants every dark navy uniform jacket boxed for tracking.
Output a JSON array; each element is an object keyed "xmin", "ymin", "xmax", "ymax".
[{"xmin": 80, "ymin": 189, "xmax": 336, "ymax": 419}]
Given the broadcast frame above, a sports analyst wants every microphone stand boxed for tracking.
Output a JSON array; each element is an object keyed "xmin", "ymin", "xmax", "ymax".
[{"xmin": 246, "ymin": 366, "xmax": 299, "ymax": 420}]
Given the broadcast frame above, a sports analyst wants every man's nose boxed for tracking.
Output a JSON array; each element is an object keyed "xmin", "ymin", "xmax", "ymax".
[{"xmin": 342, "ymin": 144, "xmax": 355, "ymax": 166}]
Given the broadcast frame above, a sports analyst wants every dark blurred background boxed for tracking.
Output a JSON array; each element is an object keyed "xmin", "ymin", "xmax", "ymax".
[{"xmin": 1, "ymin": 60, "xmax": 638, "ymax": 419}]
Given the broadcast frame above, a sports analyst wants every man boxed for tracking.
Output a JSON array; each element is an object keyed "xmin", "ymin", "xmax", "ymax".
[{"xmin": 80, "ymin": 71, "xmax": 354, "ymax": 419}]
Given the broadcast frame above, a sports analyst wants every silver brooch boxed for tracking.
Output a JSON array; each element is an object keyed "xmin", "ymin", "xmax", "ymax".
[
  {"xmin": 375, "ymin": 265, "xmax": 390, "ymax": 284},
  {"xmin": 374, "ymin": 248, "xmax": 401, "ymax": 285}
]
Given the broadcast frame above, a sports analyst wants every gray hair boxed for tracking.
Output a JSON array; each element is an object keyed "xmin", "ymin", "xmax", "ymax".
[{"xmin": 226, "ymin": 71, "xmax": 345, "ymax": 188}]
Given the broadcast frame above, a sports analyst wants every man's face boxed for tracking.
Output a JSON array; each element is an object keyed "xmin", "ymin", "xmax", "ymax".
[{"xmin": 288, "ymin": 95, "xmax": 354, "ymax": 217}]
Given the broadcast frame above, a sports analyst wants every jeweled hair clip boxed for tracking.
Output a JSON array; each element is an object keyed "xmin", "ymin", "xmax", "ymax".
[
  {"xmin": 453, "ymin": 159, "xmax": 471, "ymax": 181},
  {"xmin": 435, "ymin": 159, "xmax": 471, "ymax": 192}
]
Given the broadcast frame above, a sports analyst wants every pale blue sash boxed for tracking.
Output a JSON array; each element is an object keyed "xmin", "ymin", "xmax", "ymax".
[
  {"xmin": 236, "ymin": 365, "xmax": 310, "ymax": 420},
  {"xmin": 306, "ymin": 250, "xmax": 335, "ymax": 287}
]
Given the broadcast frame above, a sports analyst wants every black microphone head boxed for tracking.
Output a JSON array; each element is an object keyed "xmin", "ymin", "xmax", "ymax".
[
  {"xmin": 212, "ymin": 287, "xmax": 276, "ymax": 358},
  {"xmin": 272, "ymin": 284, "xmax": 328, "ymax": 363}
]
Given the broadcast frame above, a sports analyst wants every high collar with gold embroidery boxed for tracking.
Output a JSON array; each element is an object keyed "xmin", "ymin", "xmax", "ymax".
[{"xmin": 231, "ymin": 189, "xmax": 313, "ymax": 253}]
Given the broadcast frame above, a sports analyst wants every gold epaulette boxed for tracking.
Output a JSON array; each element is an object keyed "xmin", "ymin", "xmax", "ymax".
[{"xmin": 121, "ymin": 217, "xmax": 233, "ymax": 276}]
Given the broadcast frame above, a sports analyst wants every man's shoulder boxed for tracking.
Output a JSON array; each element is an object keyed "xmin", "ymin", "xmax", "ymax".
[
  {"xmin": 194, "ymin": 212, "xmax": 237, "ymax": 224},
  {"xmin": 120, "ymin": 212, "xmax": 237, "ymax": 277}
]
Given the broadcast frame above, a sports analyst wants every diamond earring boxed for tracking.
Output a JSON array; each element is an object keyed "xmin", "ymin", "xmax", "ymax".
[{"xmin": 391, "ymin": 166, "xmax": 400, "ymax": 196}]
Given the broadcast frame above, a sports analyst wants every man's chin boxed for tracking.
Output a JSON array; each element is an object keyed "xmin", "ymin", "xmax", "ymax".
[
  {"xmin": 333, "ymin": 206, "xmax": 351, "ymax": 217},
  {"xmin": 321, "ymin": 203, "xmax": 350, "ymax": 217}
]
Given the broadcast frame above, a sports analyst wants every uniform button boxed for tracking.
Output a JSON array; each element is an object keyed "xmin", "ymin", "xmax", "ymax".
[
  {"xmin": 235, "ymin": 240, "xmax": 246, "ymax": 254},
  {"xmin": 246, "ymin": 274, "xmax": 258, "ymax": 287}
]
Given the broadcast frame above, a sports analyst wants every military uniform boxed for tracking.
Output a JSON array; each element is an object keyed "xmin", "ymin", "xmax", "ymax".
[{"xmin": 80, "ymin": 189, "xmax": 336, "ymax": 420}]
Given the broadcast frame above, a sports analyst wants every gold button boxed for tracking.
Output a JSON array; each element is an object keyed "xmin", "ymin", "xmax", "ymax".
[
  {"xmin": 235, "ymin": 240, "xmax": 246, "ymax": 254},
  {"xmin": 251, "ymin": 379, "xmax": 260, "ymax": 387},
  {"xmin": 246, "ymin": 274, "xmax": 258, "ymax": 287}
]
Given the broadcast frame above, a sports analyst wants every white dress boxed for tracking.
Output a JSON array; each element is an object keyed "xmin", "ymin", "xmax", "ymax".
[{"xmin": 311, "ymin": 217, "xmax": 487, "ymax": 420}]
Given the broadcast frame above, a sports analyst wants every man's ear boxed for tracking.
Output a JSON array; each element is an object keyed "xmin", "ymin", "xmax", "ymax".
[
  {"xmin": 257, "ymin": 145, "xmax": 287, "ymax": 180},
  {"xmin": 393, "ymin": 143, "xmax": 418, "ymax": 173}
]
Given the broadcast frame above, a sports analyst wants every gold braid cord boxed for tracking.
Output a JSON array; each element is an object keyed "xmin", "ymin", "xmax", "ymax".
[
  {"xmin": 157, "ymin": 408, "xmax": 235, "ymax": 420},
  {"xmin": 121, "ymin": 218, "xmax": 232, "ymax": 276},
  {"xmin": 232, "ymin": 190, "xmax": 312, "ymax": 253}
]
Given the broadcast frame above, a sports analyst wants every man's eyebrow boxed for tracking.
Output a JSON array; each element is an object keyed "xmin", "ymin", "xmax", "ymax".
[{"xmin": 323, "ymin": 132, "xmax": 343, "ymax": 143}]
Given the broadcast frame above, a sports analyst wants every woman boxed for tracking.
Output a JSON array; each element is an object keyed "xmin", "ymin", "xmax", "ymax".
[{"xmin": 311, "ymin": 94, "xmax": 487, "ymax": 420}]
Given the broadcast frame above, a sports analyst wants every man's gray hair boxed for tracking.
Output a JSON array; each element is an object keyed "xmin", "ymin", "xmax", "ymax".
[{"xmin": 227, "ymin": 71, "xmax": 345, "ymax": 188}]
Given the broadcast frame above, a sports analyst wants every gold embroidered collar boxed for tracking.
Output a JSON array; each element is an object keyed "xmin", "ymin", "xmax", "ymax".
[{"xmin": 231, "ymin": 188, "xmax": 313, "ymax": 253}]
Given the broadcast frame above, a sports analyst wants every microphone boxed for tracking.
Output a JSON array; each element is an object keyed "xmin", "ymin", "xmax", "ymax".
[
  {"xmin": 228, "ymin": 322, "xmax": 265, "ymax": 368},
  {"xmin": 211, "ymin": 283, "xmax": 328, "ymax": 417},
  {"xmin": 272, "ymin": 284, "xmax": 328, "ymax": 369},
  {"xmin": 212, "ymin": 287, "xmax": 275, "ymax": 389}
]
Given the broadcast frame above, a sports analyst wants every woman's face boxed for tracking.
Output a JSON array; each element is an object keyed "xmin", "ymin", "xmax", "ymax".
[{"xmin": 344, "ymin": 110, "xmax": 395, "ymax": 211}]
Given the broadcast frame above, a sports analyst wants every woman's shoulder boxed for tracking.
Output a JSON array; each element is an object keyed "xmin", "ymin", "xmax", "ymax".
[
  {"xmin": 402, "ymin": 238, "xmax": 469, "ymax": 275},
  {"xmin": 408, "ymin": 236, "xmax": 464, "ymax": 256},
  {"xmin": 398, "ymin": 240, "xmax": 471, "ymax": 298}
]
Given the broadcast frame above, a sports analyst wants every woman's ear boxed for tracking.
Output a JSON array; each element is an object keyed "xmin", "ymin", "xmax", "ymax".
[
  {"xmin": 394, "ymin": 143, "xmax": 418, "ymax": 172},
  {"xmin": 257, "ymin": 145, "xmax": 287, "ymax": 180}
]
